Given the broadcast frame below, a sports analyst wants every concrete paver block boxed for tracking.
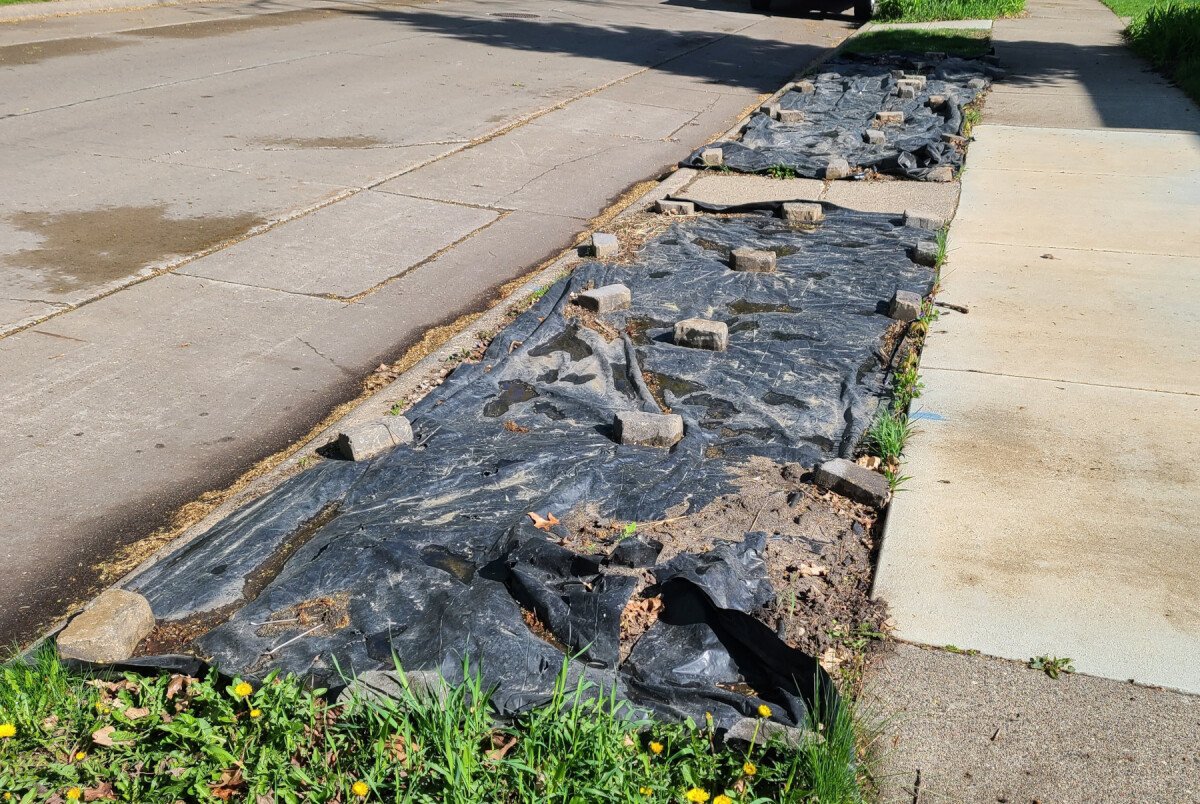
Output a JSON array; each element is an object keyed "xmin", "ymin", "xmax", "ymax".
[
  {"xmin": 928, "ymin": 165, "xmax": 955, "ymax": 182},
  {"xmin": 577, "ymin": 283, "xmax": 632, "ymax": 313},
  {"xmin": 701, "ymin": 148, "xmax": 724, "ymax": 167},
  {"xmin": 941, "ymin": 132, "xmax": 966, "ymax": 146},
  {"xmin": 967, "ymin": 77, "xmax": 988, "ymax": 90},
  {"xmin": 897, "ymin": 85, "xmax": 917, "ymax": 100},
  {"xmin": 876, "ymin": 111, "xmax": 905, "ymax": 125},
  {"xmin": 904, "ymin": 209, "xmax": 945, "ymax": 230},
  {"xmin": 782, "ymin": 202, "xmax": 824, "ymax": 222},
  {"xmin": 912, "ymin": 239, "xmax": 940, "ymax": 266},
  {"xmin": 889, "ymin": 289, "xmax": 923, "ymax": 321},
  {"xmin": 927, "ymin": 94, "xmax": 946, "ymax": 110},
  {"xmin": 814, "ymin": 458, "xmax": 890, "ymax": 508},
  {"xmin": 655, "ymin": 199, "xmax": 695, "ymax": 216},
  {"xmin": 337, "ymin": 416, "xmax": 414, "ymax": 461},
  {"xmin": 590, "ymin": 232, "xmax": 619, "ymax": 258},
  {"xmin": 794, "ymin": 80, "xmax": 815, "ymax": 94},
  {"xmin": 674, "ymin": 318, "xmax": 729, "ymax": 351},
  {"xmin": 730, "ymin": 247, "xmax": 777, "ymax": 273},
  {"xmin": 759, "ymin": 102, "xmax": 780, "ymax": 119},
  {"xmin": 778, "ymin": 109, "xmax": 804, "ymax": 124},
  {"xmin": 613, "ymin": 410, "xmax": 684, "ymax": 448},
  {"xmin": 903, "ymin": 74, "xmax": 928, "ymax": 88},
  {"xmin": 824, "ymin": 157, "xmax": 852, "ymax": 179},
  {"xmin": 863, "ymin": 129, "xmax": 886, "ymax": 146},
  {"xmin": 57, "ymin": 589, "xmax": 155, "ymax": 663}
]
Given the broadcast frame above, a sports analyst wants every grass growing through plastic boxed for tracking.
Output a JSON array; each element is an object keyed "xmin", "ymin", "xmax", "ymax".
[
  {"xmin": 841, "ymin": 28, "xmax": 992, "ymax": 58},
  {"xmin": 0, "ymin": 646, "xmax": 873, "ymax": 804},
  {"xmin": 873, "ymin": 0, "xmax": 1024, "ymax": 21}
]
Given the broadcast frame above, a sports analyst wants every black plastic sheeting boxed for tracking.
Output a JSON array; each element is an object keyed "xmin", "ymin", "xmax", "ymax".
[
  {"xmin": 124, "ymin": 206, "xmax": 935, "ymax": 732},
  {"xmin": 683, "ymin": 54, "xmax": 998, "ymax": 180}
]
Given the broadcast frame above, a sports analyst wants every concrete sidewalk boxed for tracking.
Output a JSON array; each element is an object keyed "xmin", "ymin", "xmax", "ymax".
[
  {"xmin": 0, "ymin": 0, "xmax": 854, "ymax": 646},
  {"xmin": 869, "ymin": 0, "xmax": 1200, "ymax": 799}
]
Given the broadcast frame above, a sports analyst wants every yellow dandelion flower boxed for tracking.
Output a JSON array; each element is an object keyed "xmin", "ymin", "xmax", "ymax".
[
  {"xmin": 639, "ymin": 788, "xmax": 652, "ymax": 796},
  {"xmin": 743, "ymin": 761, "xmax": 757, "ymax": 776},
  {"xmin": 102, "ymin": 708, "xmax": 110, "ymax": 715},
  {"xmin": 75, "ymin": 751, "xmax": 87, "ymax": 761},
  {"xmin": 233, "ymin": 682, "xmax": 253, "ymax": 698},
  {"xmin": 714, "ymin": 796, "xmax": 733, "ymax": 804},
  {"xmin": 4, "ymin": 792, "xmax": 11, "ymax": 800},
  {"xmin": 352, "ymin": 781, "xmax": 369, "ymax": 797},
  {"xmin": 684, "ymin": 789, "xmax": 709, "ymax": 803},
  {"xmin": 649, "ymin": 741, "xmax": 663, "ymax": 755},
  {"xmin": 249, "ymin": 709, "xmax": 261, "ymax": 718},
  {"xmin": 66, "ymin": 789, "xmax": 82, "ymax": 801},
  {"xmin": 0, "ymin": 723, "xmax": 14, "ymax": 739},
  {"xmin": 757, "ymin": 704, "xmax": 771, "ymax": 718}
]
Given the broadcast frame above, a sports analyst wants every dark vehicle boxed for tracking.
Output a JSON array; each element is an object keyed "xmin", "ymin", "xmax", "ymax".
[{"xmin": 751, "ymin": 0, "xmax": 874, "ymax": 19}]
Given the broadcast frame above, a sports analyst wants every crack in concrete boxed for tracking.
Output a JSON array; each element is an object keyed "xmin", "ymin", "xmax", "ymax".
[
  {"xmin": 925, "ymin": 365, "xmax": 1200, "ymax": 398},
  {"xmin": 296, "ymin": 335, "xmax": 354, "ymax": 376}
]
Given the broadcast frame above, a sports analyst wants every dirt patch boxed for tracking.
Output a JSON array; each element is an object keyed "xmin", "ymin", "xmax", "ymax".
[
  {"xmin": 560, "ymin": 456, "xmax": 889, "ymax": 682},
  {"xmin": 5, "ymin": 205, "xmax": 266, "ymax": 293},
  {"xmin": 135, "ymin": 605, "xmax": 236, "ymax": 657},
  {"xmin": 255, "ymin": 594, "xmax": 351, "ymax": 638},
  {"xmin": 0, "ymin": 36, "xmax": 127, "ymax": 68},
  {"xmin": 253, "ymin": 136, "xmax": 388, "ymax": 150}
]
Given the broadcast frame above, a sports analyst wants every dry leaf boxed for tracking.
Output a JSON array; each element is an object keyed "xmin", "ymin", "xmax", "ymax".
[
  {"xmin": 208, "ymin": 768, "xmax": 245, "ymax": 802},
  {"xmin": 389, "ymin": 735, "xmax": 408, "ymax": 763},
  {"xmin": 91, "ymin": 726, "xmax": 117, "ymax": 747},
  {"xmin": 124, "ymin": 707, "xmax": 151, "ymax": 721},
  {"xmin": 165, "ymin": 675, "xmax": 195, "ymax": 701},
  {"xmin": 84, "ymin": 782, "xmax": 115, "ymax": 802},
  {"xmin": 486, "ymin": 732, "xmax": 519, "ymax": 761},
  {"xmin": 256, "ymin": 794, "xmax": 275, "ymax": 804},
  {"xmin": 527, "ymin": 511, "xmax": 560, "ymax": 531},
  {"xmin": 42, "ymin": 715, "xmax": 60, "ymax": 730}
]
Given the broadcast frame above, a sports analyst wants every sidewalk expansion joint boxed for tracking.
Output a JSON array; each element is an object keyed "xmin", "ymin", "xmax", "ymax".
[{"xmin": 924, "ymin": 365, "xmax": 1200, "ymax": 397}]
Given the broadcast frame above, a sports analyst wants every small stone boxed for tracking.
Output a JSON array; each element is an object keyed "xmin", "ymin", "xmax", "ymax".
[
  {"xmin": 777, "ymin": 109, "xmax": 804, "ymax": 123},
  {"xmin": 904, "ymin": 209, "xmax": 945, "ymax": 231},
  {"xmin": 889, "ymin": 289, "xmax": 923, "ymax": 322},
  {"xmin": 57, "ymin": 589, "xmax": 155, "ymax": 663},
  {"xmin": 656, "ymin": 199, "xmax": 695, "ymax": 216},
  {"xmin": 875, "ymin": 110, "xmax": 905, "ymax": 125},
  {"xmin": 863, "ymin": 129, "xmax": 886, "ymax": 146},
  {"xmin": 781, "ymin": 462, "xmax": 805, "ymax": 483},
  {"xmin": 590, "ymin": 232, "xmax": 619, "ymax": 258},
  {"xmin": 897, "ymin": 85, "xmax": 916, "ymax": 100},
  {"xmin": 786, "ymin": 490, "xmax": 805, "ymax": 507},
  {"xmin": 927, "ymin": 94, "xmax": 946, "ymax": 110},
  {"xmin": 967, "ymin": 77, "xmax": 988, "ymax": 90},
  {"xmin": 614, "ymin": 411, "xmax": 684, "ymax": 448},
  {"xmin": 912, "ymin": 239, "xmax": 940, "ymax": 267},
  {"xmin": 674, "ymin": 318, "xmax": 729, "ymax": 351},
  {"xmin": 730, "ymin": 247, "xmax": 777, "ymax": 273},
  {"xmin": 824, "ymin": 157, "xmax": 852, "ymax": 180},
  {"xmin": 725, "ymin": 717, "xmax": 810, "ymax": 750},
  {"xmin": 782, "ymin": 202, "xmax": 824, "ymax": 222},
  {"xmin": 852, "ymin": 520, "xmax": 865, "ymax": 535},
  {"xmin": 577, "ymin": 283, "xmax": 631, "ymax": 314},
  {"xmin": 941, "ymin": 132, "xmax": 966, "ymax": 146},
  {"xmin": 928, "ymin": 165, "xmax": 955, "ymax": 182},
  {"xmin": 794, "ymin": 80, "xmax": 816, "ymax": 94},
  {"xmin": 925, "ymin": 51, "xmax": 946, "ymax": 61},
  {"xmin": 814, "ymin": 458, "xmax": 891, "ymax": 508},
  {"xmin": 607, "ymin": 536, "xmax": 664, "ymax": 568},
  {"xmin": 701, "ymin": 147, "xmax": 724, "ymax": 166},
  {"xmin": 759, "ymin": 102, "xmax": 781, "ymax": 119},
  {"xmin": 337, "ymin": 416, "xmax": 414, "ymax": 461}
]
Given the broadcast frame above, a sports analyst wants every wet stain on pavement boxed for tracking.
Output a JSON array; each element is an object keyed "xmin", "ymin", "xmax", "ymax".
[
  {"xmin": 0, "ymin": 37, "xmax": 128, "ymax": 68},
  {"xmin": 253, "ymin": 135, "xmax": 387, "ymax": 149},
  {"xmin": 120, "ymin": 8, "xmax": 338, "ymax": 40},
  {"xmin": 4, "ymin": 205, "xmax": 266, "ymax": 292}
]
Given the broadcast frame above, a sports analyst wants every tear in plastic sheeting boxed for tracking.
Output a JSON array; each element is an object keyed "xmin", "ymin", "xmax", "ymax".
[
  {"xmin": 684, "ymin": 54, "xmax": 997, "ymax": 180},
  {"xmin": 123, "ymin": 206, "xmax": 934, "ymax": 733}
]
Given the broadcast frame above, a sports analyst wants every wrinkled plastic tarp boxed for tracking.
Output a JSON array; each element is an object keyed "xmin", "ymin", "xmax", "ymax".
[
  {"xmin": 684, "ymin": 55, "xmax": 996, "ymax": 180},
  {"xmin": 126, "ymin": 207, "xmax": 935, "ymax": 731}
]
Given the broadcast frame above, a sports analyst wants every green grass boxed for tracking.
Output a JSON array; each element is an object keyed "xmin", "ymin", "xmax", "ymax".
[
  {"xmin": 864, "ymin": 406, "xmax": 913, "ymax": 465},
  {"xmin": 842, "ymin": 28, "xmax": 992, "ymax": 58},
  {"xmin": 1124, "ymin": 1, "xmax": 1200, "ymax": 105},
  {"xmin": 0, "ymin": 0, "xmax": 53, "ymax": 6},
  {"xmin": 0, "ymin": 647, "xmax": 874, "ymax": 804},
  {"xmin": 873, "ymin": 0, "xmax": 1024, "ymax": 22}
]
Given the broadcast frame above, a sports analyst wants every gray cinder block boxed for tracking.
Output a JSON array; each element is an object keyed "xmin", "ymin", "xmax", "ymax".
[
  {"xmin": 782, "ymin": 202, "xmax": 824, "ymax": 222},
  {"xmin": 590, "ymin": 232, "xmax": 619, "ymax": 258},
  {"xmin": 614, "ymin": 411, "xmax": 684, "ymax": 448},
  {"xmin": 814, "ymin": 458, "xmax": 891, "ymax": 508},
  {"xmin": 730, "ymin": 247, "xmax": 777, "ymax": 273},
  {"xmin": 337, "ymin": 416, "xmax": 414, "ymax": 461},
  {"xmin": 889, "ymin": 289, "xmax": 923, "ymax": 322},
  {"xmin": 577, "ymin": 283, "xmax": 632, "ymax": 314},
  {"xmin": 674, "ymin": 318, "xmax": 729, "ymax": 351}
]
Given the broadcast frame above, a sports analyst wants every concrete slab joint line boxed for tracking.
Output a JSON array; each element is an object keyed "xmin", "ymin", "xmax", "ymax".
[{"xmin": 613, "ymin": 410, "xmax": 683, "ymax": 448}]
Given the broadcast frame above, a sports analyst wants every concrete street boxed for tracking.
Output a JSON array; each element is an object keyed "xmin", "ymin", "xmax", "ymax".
[{"xmin": 0, "ymin": 0, "xmax": 856, "ymax": 645}]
